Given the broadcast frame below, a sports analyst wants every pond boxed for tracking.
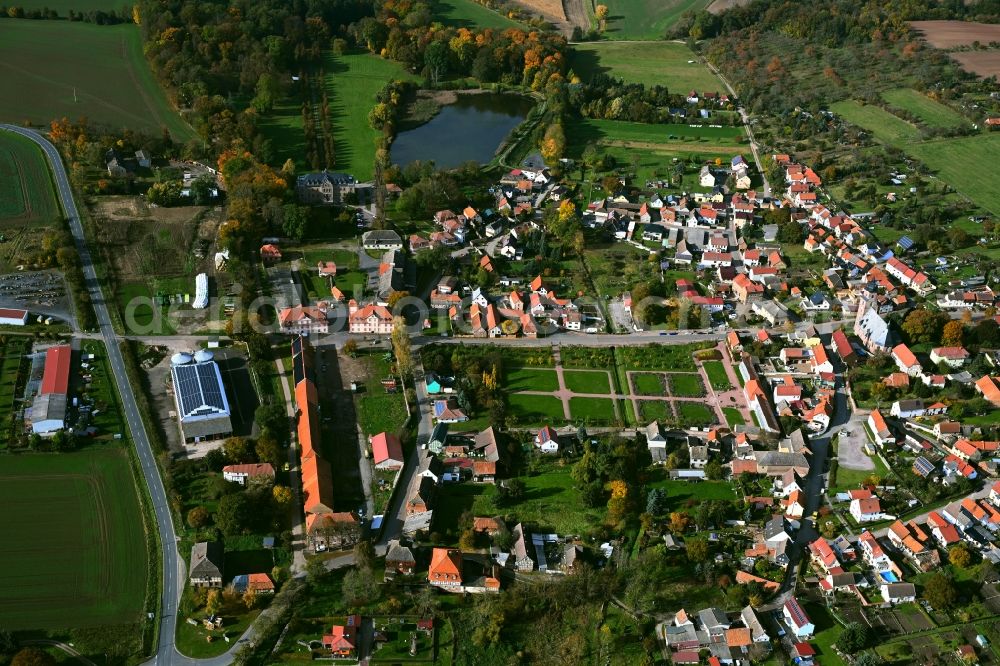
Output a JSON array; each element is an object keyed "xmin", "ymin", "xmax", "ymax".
[{"xmin": 390, "ymin": 93, "xmax": 534, "ymax": 170}]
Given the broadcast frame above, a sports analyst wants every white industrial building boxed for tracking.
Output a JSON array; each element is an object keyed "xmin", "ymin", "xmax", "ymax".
[
  {"xmin": 170, "ymin": 350, "xmax": 233, "ymax": 444},
  {"xmin": 192, "ymin": 273, "xmax": 209, "ymax": 309},
  {"xmin": 0, "ymin": 308, "xmax": 28, "ymax": 326}
]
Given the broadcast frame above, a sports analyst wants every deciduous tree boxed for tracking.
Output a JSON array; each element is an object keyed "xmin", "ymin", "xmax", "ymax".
[{"xmin": 187, "ymin": 506, "xmax": 211, "ymax": 529}]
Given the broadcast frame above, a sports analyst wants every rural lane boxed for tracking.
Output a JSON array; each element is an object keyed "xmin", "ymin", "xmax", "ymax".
[{"xmin": 0, "ymin": 125, "xmax": 251, "ymax": 666}]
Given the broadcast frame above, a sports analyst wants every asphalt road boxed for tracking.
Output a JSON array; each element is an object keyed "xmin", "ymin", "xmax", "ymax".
[{"xmin": 1, "ymin": 126, "xmax": 243, "ymax": 666}]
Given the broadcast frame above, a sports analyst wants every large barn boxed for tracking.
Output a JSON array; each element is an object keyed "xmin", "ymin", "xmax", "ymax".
[
  {"xmin": 170, "ymin": 350, "xmax": 232, "ymax": 444},
  {"xmin": 30, "ymin": 344, "xmax": 72, "ymax": 435}
]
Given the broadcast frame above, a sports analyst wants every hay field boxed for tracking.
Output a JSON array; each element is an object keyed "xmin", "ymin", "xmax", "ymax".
[{"xmin": 571, "ymin": 41, "xmax": 724, "ymax": 92}]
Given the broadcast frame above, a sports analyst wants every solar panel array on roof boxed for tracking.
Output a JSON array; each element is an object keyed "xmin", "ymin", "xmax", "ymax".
[
  {"xmin": 172, "ymin": 361, "xmax": 230, "ymax": 420},
  {"xmin": 913, "ymin": 456, "xmax": 935, "ymax": 477},
  {"xmin": 897, "ymin": 236, "xmax": 915, "ymax": 250},
  {"xmin": 784, "ymin": 598, "xmax": 810, "ymax": 627}
]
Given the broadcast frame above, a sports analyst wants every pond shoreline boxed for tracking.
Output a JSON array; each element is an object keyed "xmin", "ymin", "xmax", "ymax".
[
  {"xmin": 390, "ymin": 90, "xmax": 538, "ymax": 170},
  {"xmin": 397, "ymin": 88, "xmax": 496, "ymax": 131}
]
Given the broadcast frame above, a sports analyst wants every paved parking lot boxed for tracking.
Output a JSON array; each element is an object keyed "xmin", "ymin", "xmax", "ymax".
[{"xmin": 837, "ymin": 414, "xmax": 875, "ymax": 472}]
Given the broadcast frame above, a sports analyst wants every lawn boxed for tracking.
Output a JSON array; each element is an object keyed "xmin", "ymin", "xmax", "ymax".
[
  {"xmin": 907, "ymin": 133, "xmax": 1000, "ymax": 215},
  {"xmin": 702, "ymin": 361, "xmax": 732, "ymax": 391},
  {"xmin": 563, "ymin": 370, "xmax": 612, "ymax": 394},
  {"xmin": 175, "ymin": 597, "xmax": 261, "ymax": 658},
  {"xmin": 881, "ymin": 88, "xmax": 966, "ymax": 129},
  {"xmin": 506, "ymin": 367, "xmax": 560, "ymax": 392},
  {"xmin": 722, "ymin": 407, "xmax": 745, "ymax": 427},
  {"xmin": 356, "ymin": 354, "xmax": 408, "ymax": 437},
  {"xmin": 647, "ymin": 477, "xmax": 736, "ymax": 512},
  {"xmin": 831, "ymin": 464, "xmax": 874, "ymax": 493},
  {"xmin": 0, "ymin": 445, "xmax": 150, "ymax": 630},
  {"xmin": 830, "ymin": 99, "xmax": 922, "ymax": 145},
  {"xmin": 667, "ymin": 373, "xmax": 705, "ymax": 398},
  {"xmin": 597, "ymin": 0, "xmax": 714, "ymax": 40},
  {"xmin": 508, "ymin": 393, "xmax": 565, "ymax": 424},
  {"xmin": 677, "ymin": 402, "xmax": 716, "ymax": 426},
  {"xmin": 805, "ymin": 602, "xmax": 844, "ymax": 663},
  {"xmin": 571, "ymin": 41, "xmax": 723, "ymax": 91},
  {"xmin": 569, "ymin": 397, "xmax": 617, "ymax": 422},
  {"xmin": 434, "ymin": 0, "xmax": 523, "ymax": 29},
  {"xmin": 261, "ymin": 51, "xmax": 418, "ymax": 181},
  {"xmin": 638, "ymin": 400, "xmax": 672, "ymax": 423},
  {"xmin": 474, "ymin": 463, "xmax": 607, "ymax": 535},
  {"xmin": 632, "ymin": 373, "xmax": 666, "ymax": 396},
  {"xmin": 0, "ymin": 22, "xmax": 195, "ymax": 140},
  {"xmin": 0, "ymin": 130, "xmax": 62, "ymax": 224}
]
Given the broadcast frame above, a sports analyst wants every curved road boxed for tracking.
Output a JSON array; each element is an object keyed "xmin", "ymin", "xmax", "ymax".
[{"xmin": 0, "ymin": 125, "xmax": 246, "ymax": 666}]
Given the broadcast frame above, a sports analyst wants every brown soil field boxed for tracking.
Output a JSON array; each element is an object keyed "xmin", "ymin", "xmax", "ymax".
[
  {"xmin": 707, "ymin": 0, "xmax": 748, "ymax": 14},
  {"xmin": 516, "ymin": 0, "xmax": 566, "ymax": 22},
  {"xmin": 950, "ymin": 50, "xmax": 1000, "ymax": 78},
  {"xmin": 910, "ymin": 20, "xmax": 1000, "ymax": 49}
]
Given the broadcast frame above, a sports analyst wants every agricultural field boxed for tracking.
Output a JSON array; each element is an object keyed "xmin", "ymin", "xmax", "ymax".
[
  {"xmin": 261, "ymin": 52, "xmax": 418, "ymax": 182},
  {"xmin": 434, "ymin": 0, "xmax": 523, "ymax": 29},
  {"xmin": 16, "ymin": 0, "xmax": 129, "ymax": 13},
  {"xmin": 0, "ymin": 131, "xmax": 61, "ymax": 225},
  {"xmin": 0, "ymin": 445, "xmax": 150, "ymax": 630},
  {"xmin": 566, "ymin": 118, "xmax": 747, "ymax": 184},
  {"xmin": 907, "ymin": 134, "xmax": 1000, "ymax": 215},
  {"xmin": 830, "ymin": 100, "xmax": 921, "ymax": 144},
  {"xmin": 881, "ymin": 88, "xmax": 966, "ymax": 129},
  {"xmin": 832, "ymin": 94, "xmax": 1000, "ymax": 214},
  {"xmin": 570, "ymin": 41, "xmax": 724, "ymax": 92},
  {"xmin": 909, "ymin": 20, "xmax": 1000, "ymax": 49},
  {"xmin": 597, "ymin": 0, "xmax": 713, "ymax": 40},
  {"xmin": 0, "ymin": 22, "xmax": 195, "ymax": 140},
  {"xmin": 949, "ymin": 50, "xmax": 1000, "ymax": 80}
]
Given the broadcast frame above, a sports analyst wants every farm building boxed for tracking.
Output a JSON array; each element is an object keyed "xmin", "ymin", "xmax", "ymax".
[
  {"xmin": 170, "ymin": 351, "xmax": 233, "ymax": 444},
  {"xmin": 189, "ymin": 541, "xmax": 224, "ymax": 588},
  {"xmin": 222, "ymin": 463, "xmax": 275, "ymax": 486},
  {"xmin": 0, "ymin": 307, "xmax": 28, "ymax": 326},
  {"xmin": 29, "ymin": 344, "xmax": 72, "ymax": 435}
]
